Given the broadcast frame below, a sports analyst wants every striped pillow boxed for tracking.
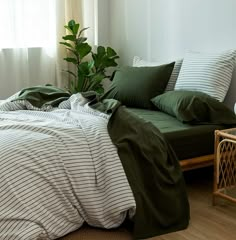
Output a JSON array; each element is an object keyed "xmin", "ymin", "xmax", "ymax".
[
  {"xmin": 174, "ymin": 50, "xmax": 236, "ymax": 102},
  {"xmin": 165, "ymin": 59, "xmax": 183, "ymax": 92},
  {"xmin": 133, "ymin": 56, "xmax": 183, "ymax": 92}
]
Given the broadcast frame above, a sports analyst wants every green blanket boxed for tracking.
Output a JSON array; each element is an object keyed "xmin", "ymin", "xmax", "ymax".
[
  {"xmin": 12, "ymin": 85, "xmax": 71, "ymax": 108},
  {"xmin": 87, "ymin": 92, "xmax": 190, "ymax": 238},
  {"xmin": 107, "ymin": 105, "xmax": 189, "ymax": 239}
]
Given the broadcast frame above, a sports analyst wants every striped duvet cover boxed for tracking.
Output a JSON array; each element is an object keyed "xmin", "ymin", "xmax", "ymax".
[{"xmin": 0, "ymin": 95, "xmax": 136, "ymax": 239}]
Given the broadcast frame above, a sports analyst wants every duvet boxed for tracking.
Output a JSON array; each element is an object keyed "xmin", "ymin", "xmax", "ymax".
[
  {"xmin": 0, "ymin": 90, "xmax": 190, "ymax": 240},
  {"xmin": 0, "ymin": 95, "xmax": 136, "ymax": 239}
]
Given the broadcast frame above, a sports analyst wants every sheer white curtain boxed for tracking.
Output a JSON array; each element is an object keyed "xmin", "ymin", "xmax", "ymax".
[{"xmin": 0, "ymin": 0, "xmax": 97, "ymax": 99}]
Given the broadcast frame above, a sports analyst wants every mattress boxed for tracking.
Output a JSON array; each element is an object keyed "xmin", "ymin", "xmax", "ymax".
[{"xmin": 127, "ymin": 108, "xmax": 225, "ymax": 160}]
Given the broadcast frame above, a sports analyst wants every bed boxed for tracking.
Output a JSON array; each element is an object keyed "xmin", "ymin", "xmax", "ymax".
[
  {"xmin": 127, "ymin": 107, "xmax": 225, "ymax": 171},
  {"xmin": 0, "ymin": 89, "xmax": 190, "ymax": 240},
  {"xmin": 0, "ymin": 49, "xmax": 236, "ymax": 240},
  {"xmin": 104, "ymin": 50, "xmax": 236, "ymax": 172}
]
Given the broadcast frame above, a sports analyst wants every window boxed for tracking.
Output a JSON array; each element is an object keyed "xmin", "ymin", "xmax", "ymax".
[{"xmin": 0, "ymin": 0, "xmax": 56, "ymax": 48}]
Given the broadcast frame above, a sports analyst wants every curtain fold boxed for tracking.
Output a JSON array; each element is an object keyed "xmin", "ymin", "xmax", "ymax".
[
  {"xmin": 0, "ymin": 0, "xmax": 97, "ymax": 99},
  {"xmin": 55, "ymin": 0, "xmax": 84, "ymax": 89}
]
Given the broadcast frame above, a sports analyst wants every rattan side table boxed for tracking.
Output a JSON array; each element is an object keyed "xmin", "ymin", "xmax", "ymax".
[{"xmin": 213, "ymin": 128, "xmax": 236, "ymax": 205}]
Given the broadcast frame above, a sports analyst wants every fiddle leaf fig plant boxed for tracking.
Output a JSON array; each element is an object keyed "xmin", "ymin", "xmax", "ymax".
[{"xmin": 60, "ymin": 19, "xmax": 119, "ymax": 94}]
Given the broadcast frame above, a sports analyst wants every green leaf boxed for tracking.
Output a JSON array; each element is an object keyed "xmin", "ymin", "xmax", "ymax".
[
  {"xmin": 107, "ymin": 47, "xmax": 117, "ymax": 57},
  {"xmin": 59, "ymin": 42, "xmax": 73, "ymax": 48},
  {"xmin": 110, "ymin": 55, "xmax": 120, "ymax": 60},
  {"xmin": 63, "ymin": 70, "xmax": 77, "ymax": 78},
  {"xmin": 89, "ymin": 73, "xmax": 104, "ymax": 88},
  {"xmin": 79, "ymin": 27, "xmax": 89, "ymax": 37},
  {"xmin": 77, "ymin": 70, "xmax": 86, "ymax": 92},
  {"xmin": 103, "ymin": 58, "xmax": 118, "ymax": 67},
  {"xmin": 64, "ymin": 26, "xmax": 73, "ymax": 34},
  {"xmin": 82, "ymin": 77, "xmax": 91, "ymax": 92},
  {"xmin": 97, "ymin": 46, "xmax": 106, "ymax": 56},
  {"xmin": 88, "ymin": 81, "xmax": 100, "ymax": 91},
  {"xmin": 76, "ymin": 37, "xmax": 87, "ymax": 45},
  {"xmin": 62, "ymin": 35, "xmax": 76, "ymax": 41},
  {"xmin": 68, "ymin": 20, "xmax": 76, "ymax": 29},
  {"xmin": 85, "ymin": 72, "xmax": 105, "ymax": 92},
  {"xmin": 94, "ymin": 84, "xmax": 104, "ymax": 94},
  {"xmin": 66, "ymin": 48, "xmax": 78, "ymax": 57},
  {"xmin": 63, "ymin": 57, "xmax": 77, "ymax": 64},
  {"xmin": 72, "ymin": 23, "xmax": 80, "ymax": 35},
  {"xmin": 78, "ymin": 62, "xmax": 91, "ymax": 75},
  {"xmin": 88, "ymin": 60, "xmax": 95, "ymax": 70},
  {"xmin": 76, "ymin": 43, "xmax": 92, "ymax": 60},
  {"xmin": 92, "ymin": 47, "xmax": 106, "ymax": 69}
]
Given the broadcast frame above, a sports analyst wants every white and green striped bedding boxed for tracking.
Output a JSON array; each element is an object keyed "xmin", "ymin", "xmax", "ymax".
[{"xmin": 0, "ymin": 94, "xmax": 136, "ymax": 239}]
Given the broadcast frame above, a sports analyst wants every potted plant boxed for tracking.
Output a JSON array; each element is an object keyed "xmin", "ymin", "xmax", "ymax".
[{"xmin": 60, "ymin": 20, "xmax": 119, "ymax": 94}]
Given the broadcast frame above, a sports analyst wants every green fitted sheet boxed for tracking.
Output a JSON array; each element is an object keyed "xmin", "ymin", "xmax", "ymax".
[{"xmin": 127, "ymin": 108, "xmax": 225, "ymax": 160}]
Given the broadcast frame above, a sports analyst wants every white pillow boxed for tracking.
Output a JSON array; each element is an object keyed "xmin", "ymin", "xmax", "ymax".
[
  {"xmin": 174, "ymin": 50, "xmax": 236, "ymax": 102},
  {"xmin": 133, "ymin": 56, "xmax": 183, "ymax": 92}
]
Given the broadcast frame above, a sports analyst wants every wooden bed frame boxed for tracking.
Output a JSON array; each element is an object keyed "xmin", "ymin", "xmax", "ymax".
[{"xmin": 180, "ymin": 154, "xmax": 214, "ymax": 171}]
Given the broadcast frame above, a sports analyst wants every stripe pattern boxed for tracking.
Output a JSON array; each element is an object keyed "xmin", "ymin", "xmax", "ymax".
[
  {"xmin": 164, "ymin": 59, "xmax": 183, "ymax": 92},
  {"xmin": 0, "ymin": 96, "xmax": 136, "ymax": 239},
  {"xmin": 174, "ymin": 50, "xmax": 236, "ymax": 102}
]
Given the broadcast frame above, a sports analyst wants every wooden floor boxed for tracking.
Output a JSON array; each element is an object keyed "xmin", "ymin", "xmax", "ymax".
[
  {"xmin": 61, "ymin": 167, "xmax": 236, "ymax": 240},
  {"xmin": 155, "ymin": 167, "xmax": 236, "ymax": 240}
]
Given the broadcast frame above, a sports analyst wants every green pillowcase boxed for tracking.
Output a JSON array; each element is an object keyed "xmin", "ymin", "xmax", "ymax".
[
  {"xmin": 102, "ymin": 62, "xmax": 175, "ymax": 109},
  {"xmin": 151, "ymin": 90, "xmax": 236, "ymax": 125}
]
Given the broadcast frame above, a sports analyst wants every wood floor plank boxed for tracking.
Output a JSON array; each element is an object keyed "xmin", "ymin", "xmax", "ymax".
[
  {"xmin": 61, "ymin": 167, "xmax": 236, "ymax": 240},
  {"xmin": 154, "ymin": 167, "xmax": 236, "ymax": 240}
]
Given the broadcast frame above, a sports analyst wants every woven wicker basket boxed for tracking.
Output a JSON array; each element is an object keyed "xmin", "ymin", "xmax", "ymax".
[{"xmin": 213, "ymin": 128, "xmax": 236, "ymax": 204}]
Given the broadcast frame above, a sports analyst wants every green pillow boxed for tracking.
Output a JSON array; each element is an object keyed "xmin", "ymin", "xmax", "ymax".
[
  {"xmin": 151, "ymin": 90, "xmax": 236, "ymax": 125},
  {"xmin": 102, "ymin": 62, "xmax": 175, "ymax": 109}
]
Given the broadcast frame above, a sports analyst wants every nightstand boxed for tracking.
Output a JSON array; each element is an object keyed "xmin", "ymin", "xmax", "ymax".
[{"xmin": 213, "ymin": 128, "xmax": 236, "ymax": 205}]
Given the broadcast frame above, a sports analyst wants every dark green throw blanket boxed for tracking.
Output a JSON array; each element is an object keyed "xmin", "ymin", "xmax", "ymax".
[
  {"xmin": 107, "ymin": 105, "xmax": 189, "ymax": 239},
  {"xmin": 85, "ymin": 92, "xmax": 190, "ymax": 238},
  {"xmin": 12, "ymin": 85, "xmax": 71, "ymax": 108}
]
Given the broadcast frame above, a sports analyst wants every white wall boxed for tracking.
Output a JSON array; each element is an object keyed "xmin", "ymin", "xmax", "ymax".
[
  {"xmin": 108, "ymin": 0, "xmax": 236, "ymax": 108},
  {"xmin": 109, "ymin": 0, "xmax": 236, "ymax": 64}
]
